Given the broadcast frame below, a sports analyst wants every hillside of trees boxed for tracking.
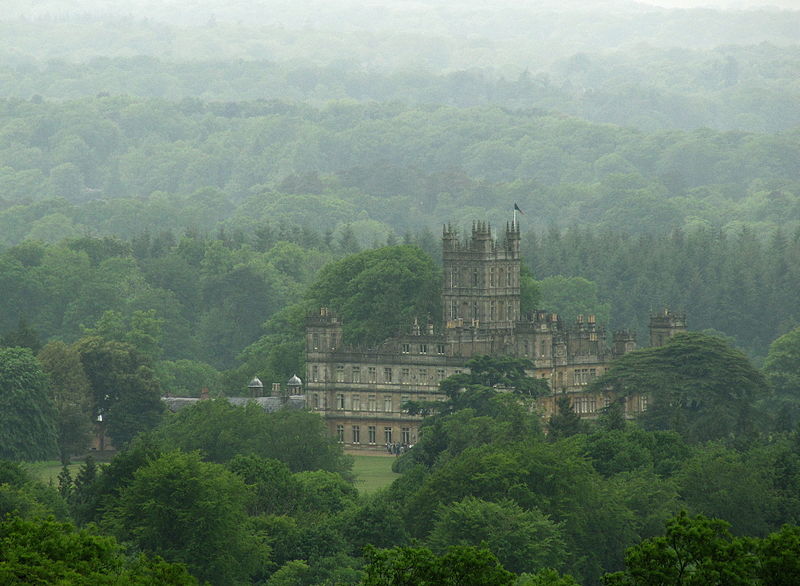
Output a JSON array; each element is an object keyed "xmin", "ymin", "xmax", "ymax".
[
  {"xmin": 3, "ymin": 350, "xmax": 800, "ymax": 584},
  {"xmin": 2, "ymin": 0, "xmax": 800, "ymax": 582}
]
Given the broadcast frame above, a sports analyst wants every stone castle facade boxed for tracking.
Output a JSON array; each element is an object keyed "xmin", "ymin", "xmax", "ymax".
[{"xmin": 305, "ymin": 221, "xmax": 685, "ymax": 449}]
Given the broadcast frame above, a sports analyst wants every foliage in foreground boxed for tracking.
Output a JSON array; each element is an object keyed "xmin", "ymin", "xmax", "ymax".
[{"xmin": 0, "ymin": 514, "xmax": 197, "ymax": 584}]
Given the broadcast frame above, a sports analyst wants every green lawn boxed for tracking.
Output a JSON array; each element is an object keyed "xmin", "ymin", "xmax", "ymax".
[
  {"xmin": 351, "ymin": 453, "xmax": 401, "ymax": 494},
  {"xmin": 25, "ymin": 460, "xmax": 83, "ymax": 485},
  {"xmin": 25, "ymin": 453, "xmax": 400, "ymax": 494}
]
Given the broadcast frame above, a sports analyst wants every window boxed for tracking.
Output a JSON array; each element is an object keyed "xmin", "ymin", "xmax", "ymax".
[
  {"xmin": 574, "ymin": 396, "xmax": 597, "ymax": 414},
  {"xmin": 312, "ymin": 333, "xmax": 320, "ymax": 349},
  {"xmin": 368, "ymin": 395, "xmax": 376, "ymax": 411},
  {"xmin": 472, "ymin": 302, "xmax": 479, "ymax": 320},
  {"xmin": 401, "ymin": 343, "xmax": 410, "ymax": 354},
  {"xmin": 450, "ymin": 300, "xmax": 458, "ymax": 319},
  {"xmin": 401, "ymin": 368, "xmax": 410, "ymax": 384},
  {"xmin": 352, "ymin": 366, "xmax": 360, "ymax": 383},
  {"xmin": 419, "ymin": 368, "xmax": 427, "ymax": 381},
  {"xmin": 489, "ymin": 267, "xmax": 495, "ymax": 286},
  {"xmin": 336, "ymin": 425, "xmax": 344, "ymax": 442},
  {"xmin": 336, "ymin": 365, "xmax": 344, "ymax": 382},
  {"xmin": 352, "ymin": 425, "xmax": 360, "ymax": 444},
  {"xmin": 507, "ymin": 270, "xmax": 512, "ymax": 286},
  {"xmin": 401, "ymin": 395, "xmax": 410, "ymax": 411},
  {"xmin": 401, "ymin": 428, "xmax": 411, "ymax": 444},
  {"xmin": 312, "ymin": 365, "xmax": 319, "ymax": 382},
  {"xmin": 368, "ymin": 425, "xmax": 376, "ymax": 444},
  {"xmin": 436, "ymin": 368, "xmax": 446, "ymax": 381},
  {"xmin": 336, "ymin": 394, "xmax": 345, "ymax": 409},
  {"xmin": 330, "ymin": 333, "xmax": 338, "ymax": 348},
  {"xmin": 368, "ymin": 367, "xmax": 377, "ymax": 382},
  {"xmin": 437, "ymin": 344, "xmax": 445, "ymax": 355},
  {"xmin": 490, "ymin": 301, "xmax": 496, "ymax": 320},
  {"xmin": 383, "ymin": 367, "xmax": 393, "ymax": 383},
  {"xmin": 472, "ymin": 269, "xmax": 479, "ymax": 286},
  {"xmin": 384, "ymin": 427, "xmax": 393, "ymax": 444},
  {"xmin": 573, "ymin": 368, "xmax": 598, "ymax": 386},
  {"xmin": 419, "ymin": 344, "xmax": 427, "ymax": 354},
  {"xmin": 384, "ymin": 395, "xmax": 392, "ymax": 412},
  {"xmin": 351, "ymin": 394, "xmax": 360, "ymax": 411},
  {"xmin": 524, "ymin": 339, "xmax": 530, "ymax": 356},
  {"xmin": 639, "ymin": 395, "xmax": 648, "ymax": 412}
]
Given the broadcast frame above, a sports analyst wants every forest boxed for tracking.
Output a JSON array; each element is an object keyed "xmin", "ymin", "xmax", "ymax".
[{"xmin": 2, "ymin": 0, "xmax": 800, "ymax": 583}]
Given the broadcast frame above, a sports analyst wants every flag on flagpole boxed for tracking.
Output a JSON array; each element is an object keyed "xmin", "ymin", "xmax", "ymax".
[{"xmin": 514, "ymin": 203, "xmax": 525, "ymax": 215}]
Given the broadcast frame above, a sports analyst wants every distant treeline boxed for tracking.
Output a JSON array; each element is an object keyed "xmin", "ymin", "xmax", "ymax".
[
  {"xmin": 1, "ymin": 97, "xmax": 799, "ymax": 250},
  {"xmin": 1, "ymin": 44, "xmax": 799, "ymax": 133}
]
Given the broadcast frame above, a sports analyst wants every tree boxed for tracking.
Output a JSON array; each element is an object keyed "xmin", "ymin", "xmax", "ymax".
[
  {"xmin": 763, "ymin": 326, "xmax": 800, "ymax": 430},
  {"xmin": 602, "ymin": 512, "xmax": 757, "ymax": 585},
  {"xmin": 757, "ymin": 524, "xmax": 800, "ymax": 585},
  {"xmin": 37, "ymin": 341, "xmax": 93, "ymax": 463},
  {"xmin": 427, "ymin": 497, "xmax": 567, "ymax": 574},
  {"xmin": 111, "ymin": 450, "xmax": 268, "ymax": 584},
  {"xmin": 73, "ymin": 336, "xmax": 164, "ymax": 448},
  {"xmin": 0, "ymin": 515, "xmax": 197, "ymax": 585},
  {"xmin": 361, "ymin": 545, "xmax": 515, "ymax": 586},
  {"xmin": 306, "ymin": 245, "xmax": 441, "ymax": 346},
  {"xmin": 0, "ymin": 347, "xmax": 57, "ymax": 461},
  {"xmin": 592, "ymin": 332, "xmax": 767, "ymax": 442},
  {"xmin": 155, "ymin": 398, "xmax": 352, "ymax": 474},
  {"xmin": 547, "ymin": 395, "xmax": 584, "ymax": 440},
  {"xmin": 1, "ymin": 317, "xmax": 41, "ymax": 352}
]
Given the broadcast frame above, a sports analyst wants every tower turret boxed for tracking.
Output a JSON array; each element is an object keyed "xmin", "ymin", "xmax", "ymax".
[{"xmin": 649, "ymin": 309, "xmax": 687, "ymax": 346}]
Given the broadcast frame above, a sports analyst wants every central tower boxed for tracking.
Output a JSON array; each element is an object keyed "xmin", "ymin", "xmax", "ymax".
[{"xmin": 441, "ymin": 221, "xmax": 521, "ymax": 332}]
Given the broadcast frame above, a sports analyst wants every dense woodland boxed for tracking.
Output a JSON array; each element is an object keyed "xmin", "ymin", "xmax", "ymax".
[{"xmin": 3, "ymin": 0, "xmax": 800, "ymax": 584}]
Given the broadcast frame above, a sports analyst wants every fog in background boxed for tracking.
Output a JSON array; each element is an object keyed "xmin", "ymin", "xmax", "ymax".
[{"xmin": 2, "ymin": 0, "xmax": 799, "ymax": 71}]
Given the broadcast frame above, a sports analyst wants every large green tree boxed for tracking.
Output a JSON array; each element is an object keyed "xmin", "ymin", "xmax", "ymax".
[
  {"xmin": 155, "ymin": 398, "xmax": 352, "ymax": 474},
  {"xmin": 763, "ymin": 325, "xmax": 800, "ymax": 430},
  {"xmin": 306, "ymin": 245, "xmax": 441, "ymax": 346},
  {"xmin": 0, "ymin": 347, "xmax": 57, "ymax": 461},
  {"xmin": 73, "ymin": 336, "xmax": 164, "ymax": 448},
  {"xmin": 110, "ymin": 450, "xmax": 268, "ymax": 584},
  {"xmin": 0, "ymin": 515, "xmax": 197, "ymax": 585},
  {"xmin": 602, "ymin": 512, "xmax": 757, "ymax": 586},
  {"xmin": 592, "ymin": 332, "xmax": 767, "ymax": 442},
  {"xmin": 427, "ymin": 496, "xmax": 567, "ymax": 574},
  {"xmin": 361, "ymin": 545, "xmax": 515, "ymax": 586},
  {"xmin": 37, "ymin": 341, "xmax": 93, "ymax": 463}
]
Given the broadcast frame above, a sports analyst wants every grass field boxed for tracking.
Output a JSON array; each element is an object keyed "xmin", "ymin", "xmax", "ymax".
[
  {"xmin": 24, "ymin": 453, "xmax": 401, "ymax": 494},
  {"xmin": 25, "ymin": 460, "xmax": 83, "ymax": 485},
  {"xmin": 350, "ymin": 453, "xmax": 401, "ymax": 493}
]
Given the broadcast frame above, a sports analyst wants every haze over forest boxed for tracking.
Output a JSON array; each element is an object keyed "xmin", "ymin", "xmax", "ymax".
[{"xmin": 3, "ymin": 2, "xmax": 800, "ymax": 584}]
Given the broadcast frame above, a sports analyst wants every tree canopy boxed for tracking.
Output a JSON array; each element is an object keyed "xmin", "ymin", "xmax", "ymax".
[
  {"xmin": 592, "ymin": 332, "xmax": 767, "ymax": 442},
  {"xmin": 0, "ymin": 347, "xmax": 57, "ymax": 461}
]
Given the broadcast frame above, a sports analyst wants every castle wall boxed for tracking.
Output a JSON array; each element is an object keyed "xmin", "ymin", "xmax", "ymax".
[{"xmin": 304, "ymin": 220, "xmax": 651, "ymax": 448}]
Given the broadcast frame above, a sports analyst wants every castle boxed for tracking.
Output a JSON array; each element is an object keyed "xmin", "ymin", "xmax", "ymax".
[{"xmin": 305, "ymin": 221, "xmax": 685, "ymax": 449}]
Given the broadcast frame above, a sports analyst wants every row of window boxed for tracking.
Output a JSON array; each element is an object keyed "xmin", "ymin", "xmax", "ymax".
[
  {"xmin": 448, "ymin": 299, "xmax": 517, "ymax": 322},
  {"xmin": 312, "ymin": 365, "xmax": 452, "ymax": 384},
  {"xmin": 336, "ymin": 425, "xmax": 412, "ymax": 445},
  {"xmin": 330, "ymin": 393, "xmax": 429, "ymax": 412},
  {"xmin": 401, "ymin": 343, "xmax": 445, "ymax": 355},
  {"xmin": 448, "ymin": 267, "xmax": 516, "ymax": 288},
  {"xmin": 310, "ymin": 332, "xmax": 339, "ymax": 351},
  {"xmin": 573, "ymin": 368, "xmax": 598, "ymax": 386},
  {"xmin": 570, "ymin": 394, "xmax": 648, "ymax": 414}
]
